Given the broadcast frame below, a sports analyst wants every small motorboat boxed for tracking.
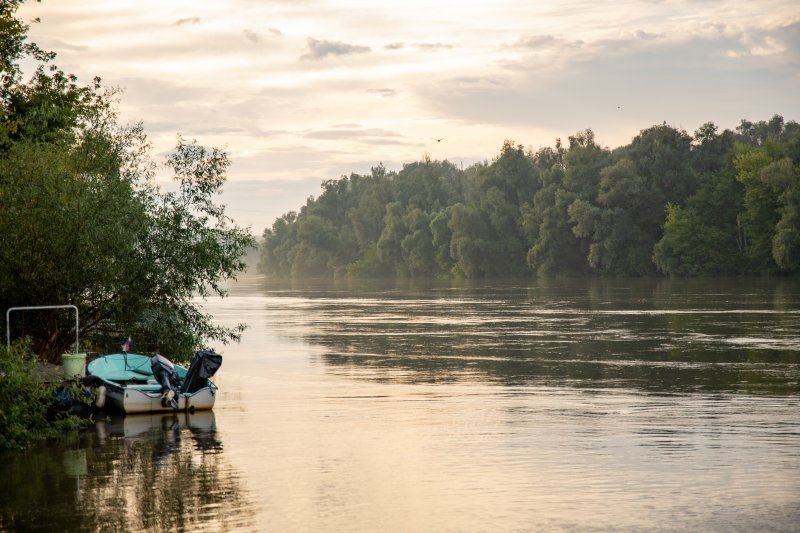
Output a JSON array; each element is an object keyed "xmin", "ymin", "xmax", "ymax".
[{"xmin": 87, "ymin": 351, "xmax": 222, "ymax": 413}]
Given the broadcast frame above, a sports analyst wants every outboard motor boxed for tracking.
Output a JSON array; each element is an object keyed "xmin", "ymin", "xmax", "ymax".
[
  {"xmin": 151, "ymin": 354, "xmax": 179, "ymax": 409},
  {"xmin": 181, "ymin": 350, "xmax": 223, "ymax": 394}
]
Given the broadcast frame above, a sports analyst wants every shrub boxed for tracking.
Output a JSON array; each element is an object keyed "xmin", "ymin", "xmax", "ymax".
[{"xmin": 0, "ymin": 342, "xmax": 84, "ymax": 449}]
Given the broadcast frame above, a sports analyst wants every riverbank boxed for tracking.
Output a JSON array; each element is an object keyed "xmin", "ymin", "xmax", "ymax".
[
  {"xmin": 0, "ymin": 345, "xmax": 94, "ymax": 450},
  {"xmin": 35, "ymin": 362, "xmax": 64, "ymax": 384}
]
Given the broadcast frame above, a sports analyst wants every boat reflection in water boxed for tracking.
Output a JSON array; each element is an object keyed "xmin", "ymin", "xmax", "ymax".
[
  {"xmin": 0, "ymin": 411, "xmax": 255, "ymax": 532},
  {"xmin": 101, "ymin": 410, "xmax": 220, "ymax": 446}
]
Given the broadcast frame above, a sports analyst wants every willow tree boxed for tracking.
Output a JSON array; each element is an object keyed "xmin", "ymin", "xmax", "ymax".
[{"xmin": 0, "ymin": 2, "xmax": 254, "ymax": 362}]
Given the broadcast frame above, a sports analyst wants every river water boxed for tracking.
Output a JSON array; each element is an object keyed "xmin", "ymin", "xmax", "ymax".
[{"xmin": 2, "ymin": 275, "xmax": 799, "ymax": 531}]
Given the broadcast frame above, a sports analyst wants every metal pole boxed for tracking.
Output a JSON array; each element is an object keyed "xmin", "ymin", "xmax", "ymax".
[{"xmin": 6, "ymin": 304, "xmax": 80, "ymax": 352}]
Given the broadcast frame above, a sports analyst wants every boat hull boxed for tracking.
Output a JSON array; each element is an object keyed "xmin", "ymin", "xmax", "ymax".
[{"xmin": 104, "ymin": 381, "xmax": 217, "ymax": 414}]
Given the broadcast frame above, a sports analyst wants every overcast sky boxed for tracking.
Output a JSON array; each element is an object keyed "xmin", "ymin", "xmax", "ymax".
[{"xmin": 18, "ymin": 0, "xmax": 800, "ymax": 234}]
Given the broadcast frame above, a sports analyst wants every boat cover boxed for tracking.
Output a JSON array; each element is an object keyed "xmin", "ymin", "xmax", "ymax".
[{"xmin": 181, "ymin": 351, "xmax": 223, "ymax": 393}]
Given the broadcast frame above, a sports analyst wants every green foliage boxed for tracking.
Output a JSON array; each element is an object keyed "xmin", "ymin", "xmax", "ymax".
[
  {"xmin": 654, "ymin": 203, "xmax": 727, "ymax": 276},
  {"xmin": 773, "ymin": 195, "xmax": 800, "ymax": 271},
  {"xmin": 653, "ymin": 171, "xmax": 744, "ymax": 276},
  {"xmin": 522, "ymin": 139, "xmax": 593, "ymax": 276},
  {"xmin": 259, "ymin": 118, "xmax": 800, "ymax": 280},
  {"xmin": 653, "ymin": 122, "xmax": 745, "ymax": 275},
  {"xmin": 0, "ymin": 342, "xmax": 79, "ymax": 450},
  {"xmin": 479, "ymin": 140, "xmax": 538, "ymax": 206},
  {"xmin": 377, "ymin": 201, "xmax": 408, "ymax": 275},
  {"xmin": 1, "ymin": 3, "xmax": 254, "ymax": 361},
  {"xmin": 401, "ymin": 208, "xmax": 435, "ymax": 276},
  {"xmin": 569, "ymin": 124, "xmax": 695, "ymax": 276},
  {"xmin": 447, "ymin": 202, "xmax": 497, "ymax": 278},
  {"xmin": 733, "ymin": 124, "xmax": 800, "ymax": 274}
]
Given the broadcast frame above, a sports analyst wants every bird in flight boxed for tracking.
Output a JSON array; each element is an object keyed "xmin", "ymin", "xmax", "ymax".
[{"xmin": 433, "ymin": 137, "xmax": 445, "ymax": 142}]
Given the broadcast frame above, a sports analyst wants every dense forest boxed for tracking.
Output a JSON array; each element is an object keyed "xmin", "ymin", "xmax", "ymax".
[{"xmin": 259, "ymin": 117, "xmax": 800, "ymax": 278}]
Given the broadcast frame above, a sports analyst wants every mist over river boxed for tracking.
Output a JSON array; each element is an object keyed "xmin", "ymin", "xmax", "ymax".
[{"xmin": 2, "ymin": 274, "xmax": 799, "ymax": 531}]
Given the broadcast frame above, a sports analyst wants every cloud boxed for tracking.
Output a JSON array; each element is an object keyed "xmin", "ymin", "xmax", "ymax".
[
  {"xmin": 112, "ymin": 76, "xmax": 211, "ymax": 107},
  {"xmin": 301, "ymin": 38, "xmax": 371, "ymax": 60},
  {"xmin": 753, "ymin": 37, "xmax": 786, "ymax": 56},
  {"xmin": 722, "ymin": 21, "xmax": 799, "ymax": 61},
  {"xmin": 515, "ymin": 35, "xmax": 560, "ymax": 50},
  {"xmin": 743, "ymin": 34, "xmax": 788, "ymax": 56},
  {"xmin": 510, "ymin": 34, "xmax": 585, "ymax": 56},
  {"xmin": 635, "ymin": 30, "xmax": 659, "ymax": 41},
  {"xmin": 37, "ymin": 38, "xmax": 88, "ymax": 52},
  {"xmin": 367, "ymin": 88, "xmax": 397, "ymax": 97},
  {"xmin": 419, "ymin": 25, "xmax": 800, "ymax": 143},
  {"xmin": 217, "ymin": 177, "xmax": 325, "ymax": 232},
  {"xmin": 243, "ymin": 29, "xmax": 260, "ymax": 43},
  {"xmin": 385, "ymin": 42, "xmax": 405, "ymax": 50},
  {"xmin": 242, "ymin": 28, "xmax": 283, "ymax": 44},
  {"xmin": 301, "ymin": 126, "xmax": 404, "ymax": 142},
  {"xmin": 174, "ymin": 17, "xmax": 201, "ymax": 26},
  {"xmin": 229, "ymin": 142, "xmax": 398, "ymax": 185},
  {"xmin": 414, "ymin": 43, "xmax": 458, "ymax": 51}
]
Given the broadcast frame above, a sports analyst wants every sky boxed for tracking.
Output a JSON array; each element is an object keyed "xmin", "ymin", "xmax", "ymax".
[{"xmin": 17, "ymin": 0, "xmax": 800, "ymax": 235}]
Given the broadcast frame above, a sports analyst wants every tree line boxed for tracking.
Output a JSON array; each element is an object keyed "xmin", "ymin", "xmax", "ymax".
[{"xmin": 259, "ymin": 116, "xmax": 800, "ymax": 279}]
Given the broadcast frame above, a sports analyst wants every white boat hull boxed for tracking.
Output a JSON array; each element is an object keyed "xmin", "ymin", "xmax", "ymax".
[{"xmin": 104, "ymin": 382, "xmax": 217, "ymax": 413}]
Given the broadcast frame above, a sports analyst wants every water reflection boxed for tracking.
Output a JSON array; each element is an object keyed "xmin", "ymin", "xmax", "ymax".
[
  {"xmin": 3, "ymin": 276, "xmax": 798, "ymax": 532},
  {"xmin": 0, "ymin": 412, "xmax": 255, "ymax": 532},
  {"xmin": 244, "ymin": 277, "xmax": 800, "ymax": 394}
]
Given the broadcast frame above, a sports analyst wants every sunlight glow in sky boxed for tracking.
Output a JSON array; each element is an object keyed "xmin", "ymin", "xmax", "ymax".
[{"xmin": 18, "ymin": 0, "xmax": 800, "ymax": 233}]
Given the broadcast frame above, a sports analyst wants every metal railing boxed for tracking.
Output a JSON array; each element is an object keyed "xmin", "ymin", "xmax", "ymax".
[{"xmin": 6, "ymin": 304, "xmax": 80, "ymax": 352}]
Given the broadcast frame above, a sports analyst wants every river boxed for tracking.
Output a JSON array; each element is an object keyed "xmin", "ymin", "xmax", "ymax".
[{"xmin": 2, "ymin": 275, "xmax": 799, "ymax": 531}]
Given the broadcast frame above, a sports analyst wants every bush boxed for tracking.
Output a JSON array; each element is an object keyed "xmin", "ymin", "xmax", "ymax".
[{"xmin": 0, "ymin": 342, "xmax": 83, "ymax": 449}]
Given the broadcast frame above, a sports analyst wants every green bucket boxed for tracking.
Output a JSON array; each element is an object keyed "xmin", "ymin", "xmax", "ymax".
[{"xmin": 62, "ymin": 353, "xmax": 87, "ymax": 378}]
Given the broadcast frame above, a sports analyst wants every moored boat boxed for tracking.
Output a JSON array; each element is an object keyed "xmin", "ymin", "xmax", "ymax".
[{"xmin": 87, "ymin": 351, "xmax": 221, "ymax": 413}]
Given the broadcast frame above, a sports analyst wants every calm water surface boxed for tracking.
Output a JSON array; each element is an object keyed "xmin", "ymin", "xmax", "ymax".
[{"xmin": 2, "ymin": 276, "xmax": 799, "ymax": 531}]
